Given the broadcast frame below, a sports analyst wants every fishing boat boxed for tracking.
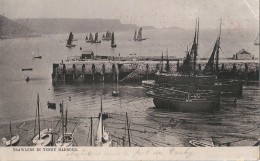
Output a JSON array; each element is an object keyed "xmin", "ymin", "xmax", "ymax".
[
  {"xmin": 2, "ymin": 122, "xmax": 20, "ymax": 146},
  {"xmin": 254, "ymin": 33, "xmax": 259, "ymax": 45},
  {"xmin": 133, "ymin": 27, "xmax": 147, "ymax": 41},
  {"xmin": 66, "ymin": 32, "xmax": 76, "ymax": 48},
  {"xmin": 111, "ymin": 32, "xmax": 117, "ymax": 48},
  {"xmin": 91, "ymin": 33, "xmax": 101, "ymax": 44},
  {"xmin": 156, "ymin": 19, "xmax": 243, "ymax": 96},
  {"xmin": 102, "ymin": 31, "xmax": 112, "ymax": 41},
  {"xmin": 25, "ymin": 77, "xmax": 30, "ymax": 82},
  {"xmin": 47, "ymin": 101, "xmax": 56, "ymax": 109},
  {"xmin": 86, "ymin": 33, "xmax": 93, "ymax": 43},
  {"xmin": 33, "ymin": 56, "xmax": 42, "ymax": 59},
  {"xmin": 22, "ymin": 68, "xmax": 33, "ymax": 71},
  {"xmin": 95, "ymin": 97, "xmax": 112, "ymax": 147},
  {"xmin": 112, "ymin": 91, "xmax": 119, "ymax": 97},
  {"xmin": 32, "ymin": 94, "xmax": 53, "ymax": 146},
  {"xmin": 147, "ymin": 86, "xmax": 220, "ymax": 113},
  {"xmin": 56, "ymin": 102, "xmax": 73, "ymax": 146},
  {"xmin": 32, "ymin": 49, "xmax": 42, "ymax": 59},
  {"xmin": 189, "ymin": 138, "xmax": 214, "ymax": 147}
]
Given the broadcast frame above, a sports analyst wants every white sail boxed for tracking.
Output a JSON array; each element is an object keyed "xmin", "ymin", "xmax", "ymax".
[{"xmin": 95, "ymin": 114, "xmax": 112, "ymax": 147}]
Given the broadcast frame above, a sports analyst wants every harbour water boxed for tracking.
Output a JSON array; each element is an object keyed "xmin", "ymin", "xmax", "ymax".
[{"xmin": 0, "ymin": 28, "xmax": 259, "ymax": 146}]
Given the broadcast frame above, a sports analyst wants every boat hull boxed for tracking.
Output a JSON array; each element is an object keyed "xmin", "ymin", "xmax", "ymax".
[
  {"xmin": 197, "ymin": 81, "xmax": 243, "ymax": 96},
  {"xmin": 33, "ymin": 129, "xmax": 53, "ymax": 146},
  {"xmin": 153, "ymin": 98, "xmax": 218, "ymax": 113}
]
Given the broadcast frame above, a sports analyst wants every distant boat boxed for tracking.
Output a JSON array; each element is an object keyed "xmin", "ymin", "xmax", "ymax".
[
  {"xmin": 92, "ymin": 33, "xmax": 101, "ymax": 44},
  {"xmin": 254, "ymin": 34, "xmax": 259, "ymax": 45},
  {"xmin": 189, "ymin": 138, "xmax": 214, "ymax": 147},
  {"xmin": 102, "ymin": 31, "xmax": 112, "ymax": 41},
  {"xmin": 25, "ymin": 77, "xmax": 30, "ymax": 82},
  {"xmin": 32, "ymin": 49, "xmax": 42, "ymax": 59},
  {"xmin": 112, "ymin": 90, "xmax": 119, "ymax": 96},
  {"xmin": 33, "ymin": 56, "xmax": 42, "ymax": 59},
  {"xmin": 111, "ymin": 32, "xmax": 117, "ymax": 48},
  {"xmin": 66, "ymin": 32, "xmax": 76, "ymax": 48},
  {"xmin": 47, "ymin": 101, "xmax": 56, "ymax": 110},
  {"xmin": 95, "ymin": 97, "xmax": 112, "ymax": 147},
  {"xmin": 32, "ymin": 94, "xmax": 53, "ymax": 146},
  {"xmin": 134, "ymin": 27, "xmax": 147, "ymax": 41},
  {"xmin": 86, "ymin": 33, "xmax": 93, "ymax": 43},
  {"xmin": 56, "ymin": 102, "xmax": 73, "ymax": 146},
  {"xmin": 2, "ymin": 122, "xmax": 20, "ymax": 146},
  {"xmin": 22, "ymin": 68, "xmax": 33, "ymax": 71}
]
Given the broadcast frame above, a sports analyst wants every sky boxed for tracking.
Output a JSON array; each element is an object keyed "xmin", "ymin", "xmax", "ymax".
[{"xmin": 0, "ymin": 0, "xmax": 259, "ymax": 29}]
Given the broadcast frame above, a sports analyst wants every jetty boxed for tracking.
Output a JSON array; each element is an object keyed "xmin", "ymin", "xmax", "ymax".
[{"xmin": 52, "ymin": 52, "xmax": 259, "ymax": 83}]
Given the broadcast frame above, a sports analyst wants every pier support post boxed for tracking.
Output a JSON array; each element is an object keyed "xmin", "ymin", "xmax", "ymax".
[
  {"xmin": 232, "ymin": 63, "xmax": 237, "ymax": 80},
  {"xmin": 72, "ymin": 64, "xmax": 76, "ymax": 82},
  {"xmin": 102, "ymin": 64, "xmax": 105, "ymax": 82},
  {"xmin": 92, "ymin": 64, "xmax": 95, "ymax": 81},
  {"xmin": 146, "ymin": 64, "xmax": 149, "ymax": 80},
  {"xmin": 177, "ymin": 60, "xmax": 180, "ymax": 72},
  {"xmin": 82, "ymin": 64, "xmax": 85, "ymax": 82},
  {"xmin": 63, "ymin": 64, "xmax": 66, "ymax": 82},
  {"xmin": 244, "ymin": 63, "xmax": 248, "ymax": 84}
]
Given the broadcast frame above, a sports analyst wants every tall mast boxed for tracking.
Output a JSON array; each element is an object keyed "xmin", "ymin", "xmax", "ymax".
[
  {"xmin": 215, "ymin": 19, "xmax": 222, "ymax": 74},
  {"xmin": 61, "ymin": 101, "xmax": 64, "ymax": 143},
  {"xmin": 90, "ymin": 117, "xmax": 93, "ymax": 146},
  {"xmin": 193, "ymin": 18, "xmax": 199, "ymax": 76},
  {"xmin": 37, "ymin": 93, "xmax": 40, "ymax": 139},
  {"xmin": 65, "ymin": 109, "xmax": 68, "ymax": 133},
  {"xmin": 100, "ymin": 97, "xmax": 103, "ymax": 141},
  {"xmin": 126, "ymin": 112, "xmax": 131, "ymax": 147}
]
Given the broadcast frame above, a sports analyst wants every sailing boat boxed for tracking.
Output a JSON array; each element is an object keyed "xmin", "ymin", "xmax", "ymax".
[
  {"xmin": 254, "ymin": 33, "xmax": 259, "ymax": 45},
  {"xmin": 2, "ymin": 122, "xmax": 20, "ymax": 146},
  {"xmin": 155, "ymin": 19, "xmax": 243, "ymax": 96},
  {"xmin": 111, "ymin": 32, "xmax": 117, "ymax": 48},
  {"xmin": 56, "ymin": 102, "xmax": 73, "ymax": 146},
  {"xmin": 95, "ymin": 97, "xmax": 112, "ymax": 147},
  {"xmin": 134, "ymin": 27, "xmax": 147, "ymax": 41},
  {"xmin": 86, "ymin": 33, "xmax": 93, "ymax": 43},
  {"xmin": 102, "ymin": 31, "xmax": 112, "ymax": 41},
  {"xmin": 66, "ymin": 32, "xmax": 76, "ymax": 48},
  {"xmin": 32, "ymin": 49, "xmax": 42, "ymax": 59},
  {"xmin": 92, "ymin": 32, "xmax": 101, "ymax": 44},
  {"xmin": 32, "ymin": 93, "xmax": 53, "ymax": 146}
]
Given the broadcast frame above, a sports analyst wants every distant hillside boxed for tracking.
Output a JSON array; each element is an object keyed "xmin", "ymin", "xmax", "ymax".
[
  {"xmin": 14, "ymin": 18, "xmax": 143, "ymax": 34},
  {"xmin": 0, "ymin": 15, "xmax": 37, "ymax": 39}
]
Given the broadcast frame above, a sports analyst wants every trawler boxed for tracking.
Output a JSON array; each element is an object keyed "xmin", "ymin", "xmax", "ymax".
[
  {"xmin": 156, "ymin": 19, "xmax": 243, "ymax": 96},
  {"xmin": 134, "ymin": 27, "xmax": 147, "ymax": 41}
]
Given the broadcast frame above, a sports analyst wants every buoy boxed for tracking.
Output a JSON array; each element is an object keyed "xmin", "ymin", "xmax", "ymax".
[{"xmin": 25, "ymin": 77, "xmax": 30, "ymax": 82}]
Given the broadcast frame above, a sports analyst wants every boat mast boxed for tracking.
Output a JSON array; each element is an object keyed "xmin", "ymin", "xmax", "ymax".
[
  {"xmin": 37, "ymin": 93, "xmax": 40, "ymax": 139},
  {"xmin": 126, "ymin": 112, "xmax": 131, "ymax": 147},
  {"xmin": 90, "ymin": 117, "xmax": 93, "ymax": 146},
  {"xmin": 10, "ymin": 121, "xmax": 12, "ymax": 146},
  {"xmin": 111, "ymin": 32, "xmax": 114, "ymax": 45},
  {"xmin": 215, "ymin": 19, "xmax": 222, "ymax": 74},
  {"xmin": 193, "ymin": 18, "xmax": 199, "ymax": 76},
  {"xmin": 65, "ymin": 108, "xmax": 68, "ymax": 134},
  {"xmin": 60, "ymin": 101, "xmax": 64, "ymax": 143},
  {"xmin": 100, "ymin": 97, "xmax": 103, "ymax": 142}
]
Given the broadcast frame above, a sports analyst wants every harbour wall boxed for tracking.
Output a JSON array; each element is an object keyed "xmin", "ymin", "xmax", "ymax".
[{"xmin": 52, "ymin": 60, "xmax": 259, "ymax": 83}]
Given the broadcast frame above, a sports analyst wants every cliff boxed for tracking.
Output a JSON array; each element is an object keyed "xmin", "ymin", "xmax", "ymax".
[
  {"xmin": 0, "ymin": 15, "xmax": 36, "ymax": 39},
  {"xmin": 14, "ymin": 18, "xmax": 139, "ymax": 34}
]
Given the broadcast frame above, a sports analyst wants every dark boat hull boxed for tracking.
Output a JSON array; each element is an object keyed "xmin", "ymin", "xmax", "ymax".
[
  {"xmin": 153, "ymin": 97, "xmax": 219, "ymax": 113},
  {"xmin": 66, "ymin": 44, "xmax": 76, "ymax": 48},
  {"xmin": 134, "ymin": 38, "xmax": 147, "ymax": 41},
  {"xmin": 197, "ymin": 81, "xmax": 243, "ymax": 96}
]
